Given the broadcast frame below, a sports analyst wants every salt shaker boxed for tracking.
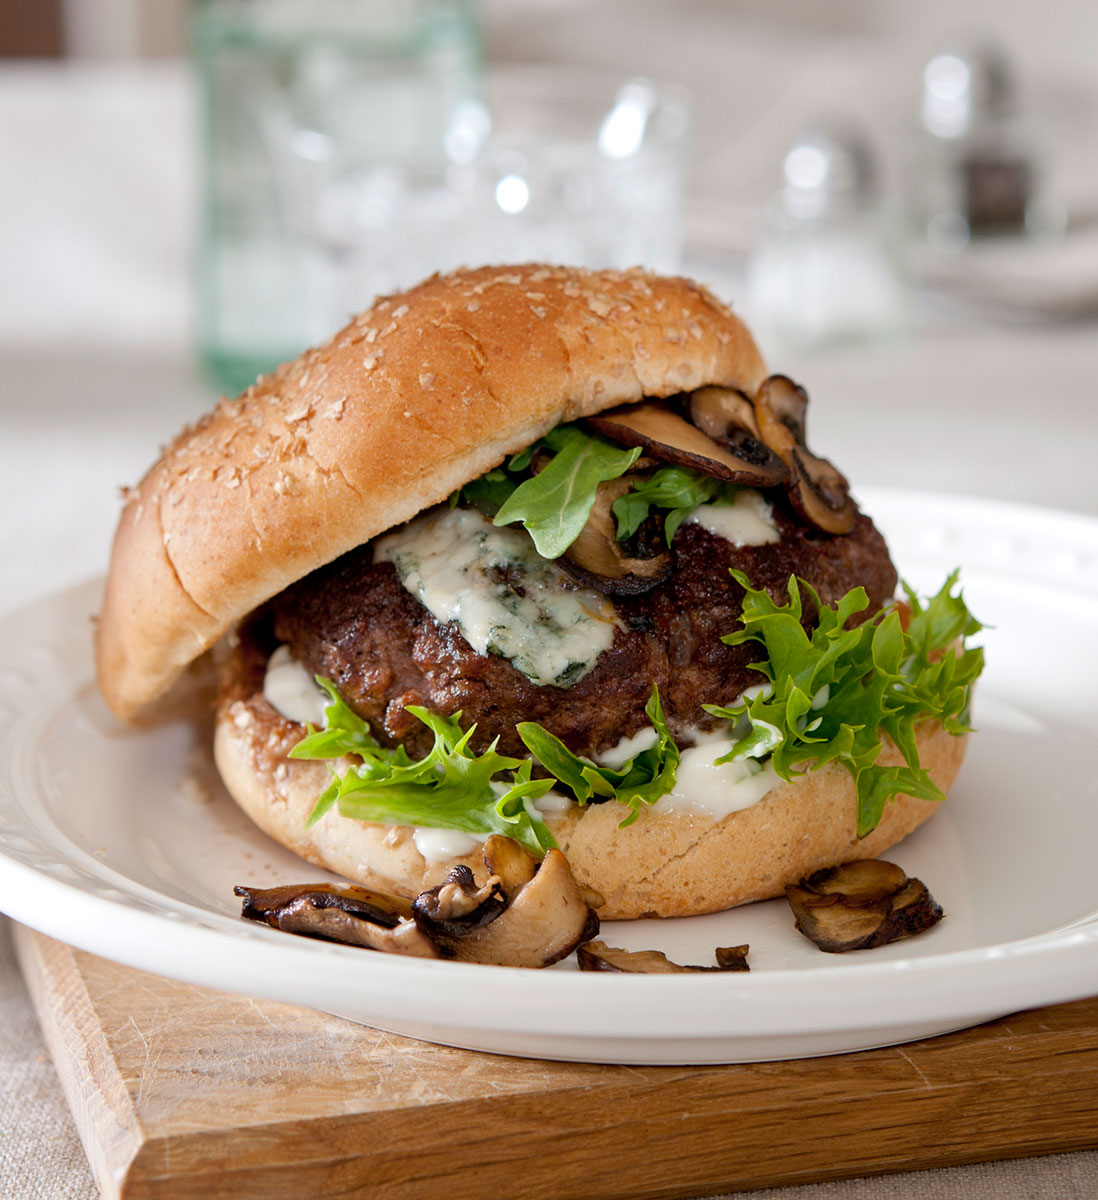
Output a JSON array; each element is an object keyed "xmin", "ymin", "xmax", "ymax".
[{"xmin": 744, "ymin": 123, "xmax": 907, "ymax": 353}]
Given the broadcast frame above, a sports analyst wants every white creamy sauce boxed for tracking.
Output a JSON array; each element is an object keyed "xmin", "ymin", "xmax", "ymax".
[
  {"xmin": 375, "ymin": 507, "xmax": 620, "ymax": 688},
  {"xmin": 412, "ymin": 826, "xmax": 483, "ymax": 863},
  {"xmin": 687, "ymin": 488, "xmax": 780, "ymax": 546},
  {"xmin": 653, "ymin": 726, "xmax": 779, "ymax": 819},
  {"xmin": 595, "ymin": 725, "xmax": 659, "ymax": 768},
  {"xmin": 531, "ymin": 788, "xmax": 573, "ymax": 814},
  {"xmin": 263, "ymin": 645, "xmax": 328, "ymax": 726}
]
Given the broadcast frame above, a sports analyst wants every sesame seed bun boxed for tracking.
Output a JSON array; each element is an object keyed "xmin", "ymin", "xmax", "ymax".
[{"xmin": 96, "ymin": 265, "xmax": 766, "ymax": 721}]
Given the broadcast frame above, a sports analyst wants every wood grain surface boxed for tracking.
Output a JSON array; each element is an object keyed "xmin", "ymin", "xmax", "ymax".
[{"xmin": 15, "ymin": 925, "xmax": 1098, "ymax": 1200}]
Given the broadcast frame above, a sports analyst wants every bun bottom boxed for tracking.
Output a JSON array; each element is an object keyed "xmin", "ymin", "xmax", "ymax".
[{"xmin": 215, "ymin": 697, "xmax": 967, "ymax": 920}]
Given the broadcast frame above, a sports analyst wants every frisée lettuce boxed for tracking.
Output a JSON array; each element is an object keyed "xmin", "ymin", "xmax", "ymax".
[{"xmin": 705, "ymin": 570, "xmax": 984, "ymax": 837}]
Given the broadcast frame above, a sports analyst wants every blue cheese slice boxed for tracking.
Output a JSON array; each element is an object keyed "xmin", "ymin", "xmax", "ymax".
[
  {"xmin": 374, "ymin": 507, "xmax": 620, "ymax": 688},
  {"xmin": 687, "ymin": 488, "xmax": 780, "ymax": 546}
]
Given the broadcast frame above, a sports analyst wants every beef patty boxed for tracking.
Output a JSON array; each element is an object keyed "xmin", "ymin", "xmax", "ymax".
[{"xmin": 252, "ymin": 502, "xmax": 897, "ymax": 761}]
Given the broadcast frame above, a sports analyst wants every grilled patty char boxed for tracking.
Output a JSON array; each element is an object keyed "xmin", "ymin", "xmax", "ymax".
[{"xmin": 255, "ymin": 503, "xmax": 897, "ymax": 760}]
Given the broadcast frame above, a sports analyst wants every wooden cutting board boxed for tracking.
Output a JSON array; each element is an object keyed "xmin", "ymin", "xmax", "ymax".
[{"xmin": 15, "ymin": 925, "xmax": 1098, "ymax": 1200}]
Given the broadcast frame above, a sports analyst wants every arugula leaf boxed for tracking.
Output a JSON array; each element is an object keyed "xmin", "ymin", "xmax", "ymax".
[
  {"xmin": 457, "ymin": 467, "xmax": 514, "ymax": 518},
  {"xmin": 612, "ymin": 466, "xmax": 725, "ymax": 542},
  {"xmin": 291, "ymin": 682, "xmax": 556, "ymax": 856},
  {"xmin": 492, "ymin": 427, "xmax": 641, "ymax": 558},
  {"xmin": 517, "ymin": 685, "xmax": 680, "ymax": 826},
  {"xmin": 705, "ymin": 570, "xmax": 984, "ymax": 837}
]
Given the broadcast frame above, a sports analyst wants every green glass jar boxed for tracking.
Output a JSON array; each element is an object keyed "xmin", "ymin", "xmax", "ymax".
[{"xmin": 190, "ymin": 0, "xmax": 481, "ymax": 399}]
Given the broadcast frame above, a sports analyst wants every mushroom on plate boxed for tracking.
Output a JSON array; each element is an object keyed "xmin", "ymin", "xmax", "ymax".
[
  {"xmin": 416, "ymin": 838, "xmax": 599, "ymax": 967},
  {"xmin": 576, "ymin": 940, "xmax": 750, "ymax": 973},
  {"xmin": 236, "ymin": 835, "xmax": 599, "ymax": 969},
  {"xmin": 234, "ymin": 881, "xmax": 440, "ymax": 957},
  {"xmin": 785, "ymin": 859, "xmax": 944, "ymax": 953}
]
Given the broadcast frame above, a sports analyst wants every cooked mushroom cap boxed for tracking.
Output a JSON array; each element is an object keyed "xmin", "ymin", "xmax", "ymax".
[
  {"xmin": 412, "ymin": 864, "xmax": 508, "ymax": 942},
  {"xmin": 588, "ymin": 401, "xmax": 791, "ymax": 487},
  {"xmin": 234, "ymin": 883, "xmax": 438, "ymax": 957},
  {"xmin": 786, "ymin": 860, "xmax": 944, "ymax": 953},
  {"xmin": 688, "ymin": 387, "xmax": 788, "ymax": 486},
  {"xmin": 234, "ymin": 882, "xmax": 414, "ymax": 927},
  {"xmin": 799, "ymin": 859, "xmax": 908, "ymax": 906},
  {"xmin": 576, "ymin": 940, "xmax": 750, "ymax": 973},
  {"xmin": 274, "ymin": 898, "xmax": 440, "ymax": 957},
  {"xmin": 753, "ymin": 375, "xmax": 855, "ymax": 535},
  {"xmin": 714, "ymin": 944, "xmax": 751, "ymax": 971},
  {"xmin": 434, "ymin": 848, "xmax": 599, "ymax": 968},
  {"xmin": 237, "ymin": 839, "xmax": 599, "ymax": 968},
  {"xmin": 481, "ymin": 833, "xmax": 537, "ymax": 895},
  {"xmin": 562, "ymin": 475, "xmax": 671, "ymax": 594}
]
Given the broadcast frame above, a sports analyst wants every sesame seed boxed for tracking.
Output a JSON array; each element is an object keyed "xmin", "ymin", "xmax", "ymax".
[
  {"xmin": 466, "ymin": 300, "xmax": 480, "ymax": 312},
  {"xmin": 530, "ymin": 305, "xmax": 547, "ymax": 320},
  {"xmin": 392, "ymin": 304, "xmax": 409, "ymax": 318},
  {"xmin": 587, "ymin": 298, "xmax": 612, "ymax": 317},
  {"xmin": 362, "ymin": 355, "xmax": 378, "ymax": 370},
  {"xmin": 419, "ymin": 372, "xmax": 435, "ymax": 388},
  {"xmin": 365, "ymin": 326, "xmax": 378, "ymax": 343}
]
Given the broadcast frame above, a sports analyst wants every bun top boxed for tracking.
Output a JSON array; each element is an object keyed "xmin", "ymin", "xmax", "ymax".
[{"xmin": 96, "ymin": 264, "xmax": 767, "ymax": 720}]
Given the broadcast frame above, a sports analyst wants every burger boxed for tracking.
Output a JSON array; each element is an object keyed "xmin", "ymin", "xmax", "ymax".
[{"xmin": 96, "ymin": 265, "xmax": 982, "ymax": 921}]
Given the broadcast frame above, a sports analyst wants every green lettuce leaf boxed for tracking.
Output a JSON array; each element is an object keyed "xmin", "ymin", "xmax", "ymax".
[
  {"xmin": 704, "ymin": 570, "xmax": 984, "ymax": 837},
  {"xmin": 290, "ymin": 683, "xmax": 556, "ymax": 856},
  {"xmin": 611, "ymin": 466, "xmax": 724, "ymax": 542},
  {"xmin": 492, "ymin": 426, "xmax": 641, "ymax": 558},
  {"xmin": 517, "ymin": 685, "xmax": 680, "ymax": 826}
]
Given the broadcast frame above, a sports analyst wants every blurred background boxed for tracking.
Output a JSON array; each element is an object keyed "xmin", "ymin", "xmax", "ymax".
[{"xmin": 2, "ymin": 0, "xmax": 1097, "ymax": 608}]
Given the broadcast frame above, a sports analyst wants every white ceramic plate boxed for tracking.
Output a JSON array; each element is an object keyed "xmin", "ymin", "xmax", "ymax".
[{"xmin": 2, "ymin": 489, "xmax": 1098, "ymax": 1065}]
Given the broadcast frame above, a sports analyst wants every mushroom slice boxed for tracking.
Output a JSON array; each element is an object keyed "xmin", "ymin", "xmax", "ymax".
[
  {"xmin": 687, "ymin": 387, "xmax": 788, "ymax": 486},
  {"xmin": 786, "ymin": 859, "xmax": 944, "ymax": 953},
  {"xmin": 798, "ymin": 859, "xmax": 909, "ymax": 908},
  {"xmin": 412, "ymin": 865, "xmax": 508, "ymax": 945},
  {"xmin": 714, "ymin": 944, "xmax": 751, "ymax": 971},
  {"xmin": 587, "ymin": 401, "xmax": 790, "ymax": 486},
  {"xmin": 235, "ymin": 883, "xmax": 438, "ymax": 958},
  {"xmin": 577, "ymin": 940, "xmax": 750, "ymax": 973},
  {"xmin": 561, "ymin": 476, "xmax": 671, "ymax": 595},
  {"xmin": 753, "ymin": 375, "xmax": 855, "ymax": 535},
  {"xmin": 481, "ymin": 833, "xmax": 538, "ymax": 896},
  {"xmin": 420, "ymin": 848, "xmax": 599, "ymax": 968},
  {"xmin": 235, "ymin": 882, "xmax": 414, "ymax": 928}
]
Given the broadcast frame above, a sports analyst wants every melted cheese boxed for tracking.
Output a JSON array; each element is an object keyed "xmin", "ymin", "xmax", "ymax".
[
  {"xmin": 687, "ymin": 488, "xmax": 780, "ymax": 546},
  {"xmin": 375, "ymin": 507, "xmax": 620, "ymax": 688}
]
